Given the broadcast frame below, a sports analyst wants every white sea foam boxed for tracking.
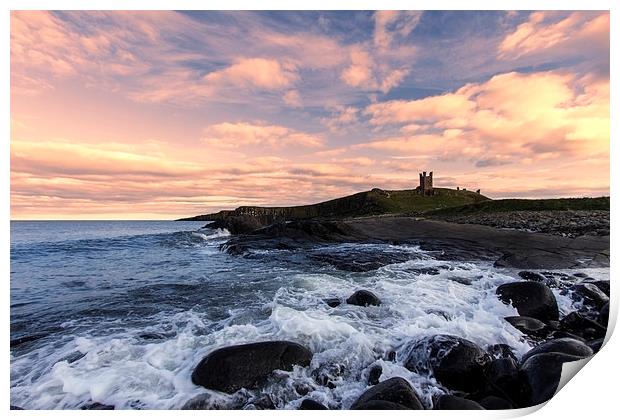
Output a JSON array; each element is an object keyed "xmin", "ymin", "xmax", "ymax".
[
  {"xmin": 192, "ymin": 229, "xmax": 231, "ymax": 241},
  {"xmin": 9, "ymin": 244, "xmax": 609, "ymax": 409}
]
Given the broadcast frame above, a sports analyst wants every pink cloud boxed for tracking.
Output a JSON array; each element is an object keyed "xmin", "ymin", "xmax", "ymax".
[
  {"xmin": 202, "ymin": 121, "xmax": 324, "ymax": 149},
  {"xmin": 362, "ymin": 70, "xmax": 609, "ymax": 166},
  {"xmin": 498, "ymin": 11, "xmax": 609, "ymax": 60},
  {"xmin": 282, "ymin": 89, "xmax": 302, "ymax": 107},
  {"xmin": 204, "ymin": 57, "xmax": 298, "ymax": 90}
]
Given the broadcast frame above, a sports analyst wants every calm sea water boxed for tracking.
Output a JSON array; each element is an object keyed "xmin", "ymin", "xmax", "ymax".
[{"xmin": 9, "ymin": 221, "xmax": 608, "ymax": 409}]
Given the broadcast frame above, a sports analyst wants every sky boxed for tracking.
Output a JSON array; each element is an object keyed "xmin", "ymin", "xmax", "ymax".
[{"xmin": 10, "ymin": 10, "xmax": 610, "ymax": 220}]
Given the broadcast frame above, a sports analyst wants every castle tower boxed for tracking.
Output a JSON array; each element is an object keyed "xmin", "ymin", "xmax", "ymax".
[{"xmin": 418, "ymin": 171, "xmax": 434, "ymax": 196}]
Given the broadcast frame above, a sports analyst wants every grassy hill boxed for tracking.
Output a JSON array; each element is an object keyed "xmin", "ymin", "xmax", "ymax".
[
  {"xmin": 178, "ymin": 187, "xmax": 489, "ymax": 222},
  {"xmin": 426, "ymin": 196, "xmax": 610, "ymax": 217}
]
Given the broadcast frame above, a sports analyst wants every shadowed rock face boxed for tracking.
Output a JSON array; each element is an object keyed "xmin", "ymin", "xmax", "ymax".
[
  {"xmin": 404, "ymin": 335, "xmax": 490, "ymax": 393},
  {"xmin": 496, "ymin": 282, "xmax": 559, "ymax": 322},
  {"xmin": 350, "ymin": 377, "xmax": 424, "ymax": 410},
  {"xmin": 520, "ymin": 352, "xmax": 584, "ymax": 407},
  {"xmin": 191, "ymin": 341, "xmax": 313, "ymax": 394}
]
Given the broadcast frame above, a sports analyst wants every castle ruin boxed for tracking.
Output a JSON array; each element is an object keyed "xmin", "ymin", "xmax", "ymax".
[{"xmin": 417, "ymin": 171, "xmax": 434, "ymax": 196}]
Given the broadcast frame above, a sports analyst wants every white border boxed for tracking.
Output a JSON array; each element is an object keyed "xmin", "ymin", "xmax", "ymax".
[{"xmin": 3, "ymin": 1, "xmax": 616, "ymax": 419}]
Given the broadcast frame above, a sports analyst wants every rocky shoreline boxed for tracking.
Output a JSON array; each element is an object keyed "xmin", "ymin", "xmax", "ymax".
[
  {"xmin": 431, "ymin": 210, "xmax": 610, "ymax": 238},
  {"xmin": 181, "ymin": 273, "xmax": 609, "ymax": 410}
]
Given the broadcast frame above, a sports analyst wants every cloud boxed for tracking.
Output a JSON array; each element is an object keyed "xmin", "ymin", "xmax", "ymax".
[
  {"xmin": 204, "ymin": 58, "xmax": 298, "ymax": 90},
  {"xmin": 202, "ymin": 121, "xmax": 325, "ymax": 149},
  {"xmin": 374, "ymin": 11, "xmax": 422, "ymax": 50},
  {"xmin": 321, "ymin": 105, "xmax": 360, "ymax": 133},
  {"xmin": 282, "ymin": 89, "xmax": 302, "ymax": 107},
  {"xmin": 340, "ymin": 46, "xmax": 410, "ymax": 93},
  {"xmin": 362, "ymin": 70, "xmax": 609, "ymax": 166},
  {"xmin": 498, "ymin": 11, "xmax": 609, "ymax": 61}
]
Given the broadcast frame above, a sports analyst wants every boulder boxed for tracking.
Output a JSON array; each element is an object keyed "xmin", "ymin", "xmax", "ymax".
[
  {"xmin": 520, "ymin": 352, "xmax": 583, "ymax": 406},
  {"xmin": 518, "ymin": 271, "xmax": 546, "ymax": 282},
  {"xmin": 479, "ymin": 396, "xmax": 513, "ymax": 410},
  {"xmin": 496, "ymin": 282, "xmax": 559, "ymax": 321},
  {"xmin": 520, "ymin": 338, "xmax": 593, "ymax": 364},
  {"xmin": 586, "ymin": 338, "xmax": 604, "ymax": 353},
  {"xmin": 571, "ymin": 283, "xmax": 609, "ymax": 309},
  {"xmin": 191, "ymin": 341, "xmax": 313, "ymax": 393},
  {"xmin": 486, "ymin": 344, "xmax": 518, "ymax": 362},
  {"xmin": 434, "ymin": 395, "xmax": 484, "ymax": 410},
  {"xmin": 483, "ymin": 358, "xmax": 521, "ymax": 402},
  {"xmin": 80, "ymin": 402, "xmax": 115, "ymax": 410},
  {"xmin": 181, "ymin": 393, "xmax": 228, "ymax": 410},
  {"xmin": 346, "ymin": 290, "xmax": 381, "ymax": 307},
  {"xmin": 352, "ymin": 401, "xmax": 410, "ymax": 409},
  {"xmin": 583, "ymin": 280, "xmax": 610, "ymax": 296},
  {"xmin": 559, "ymin": 312, "xmax": 606, "ymax": 341},
  {"xmin": 367, "ymin": 364, "xmax": 382, "ymax": 385},
  {"xmin": 404, "ymin": 335, "xmax": 490, "ymax": 392},
  {"xmin": 299, "ymin": 399, "xmax": 328, "ymax": 410},
  {"xmin": 350, "ymin": 377, "xmax": 424, "ymax": 410},
  {"xmin": 599, "ymin": 303, "xmax": 609, "ymax": 326},
  {"xmin": 324, "ymin": 298, "xmax": 341, "ymax": 308},
  {"xmin": 504, "ymin": 316, "xmax": 549, "ymax": 338}
]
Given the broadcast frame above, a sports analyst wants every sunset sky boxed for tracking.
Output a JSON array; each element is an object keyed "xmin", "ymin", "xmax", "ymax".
[{"xmin": 10, "ymin": 10, "xmax": 610, "ymax": 220}]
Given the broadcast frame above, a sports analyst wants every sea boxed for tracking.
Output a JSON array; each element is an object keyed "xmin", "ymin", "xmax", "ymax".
[{"xmin": 9, "ymin": 220, "xmax": 609, "ymax": 409}]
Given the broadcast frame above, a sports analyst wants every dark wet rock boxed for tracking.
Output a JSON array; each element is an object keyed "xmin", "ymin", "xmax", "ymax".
[
  {"xmin": 346, "ymin": 290, "xmax": 381, "ymax": 307},
  {"xmin": 311, "ymin": 251, "xmax": 410, "ymax": 272},
  {"xmin": 583, "ymin": 280, "xmax": 610, "ymax": 296},
  {"xmin": 486, "ymin": 344, "xmax": 518, "ymax": 363},
  {"xmin": 292, "ymin": 381, "xmax": 314, "ymax": 396},
  {"xmin": 586, "ymin": 338, "xmax": 604, "ymax": 353},
  {"xmin": 324, "ymin": 298, "xmax": 341, "ymax": 308},
  {"xmin": 479, "ymin": 396, "xmax": 513, "ymax": 410},
  {"xmin": 546, "ymin": 330, "xmax": 587, "ymax": 342},
  {"xmin": 520, "ymin": 352, "xmax": 584, "ymax": 406},
  {"xmin": 10, "ymin": 406, "xmax": 24, "ymax": 410},
  {"xmin": 599, "ymin": 303, "xmax": 609, "ymax": 326},
  {"xmin": 571, "ymin": 283, "xmax": 609, "ymax": 309},
  {"xmin": 191, "ymin": 341, "xmax": 313, "ymax": 393},
  {"xmin": 221, "ymin": 215, "xmax": 265, "ymax": 234},
  {"xmin": 353, "ymin": 400, "xmax": 410, "ymax": 409},
  {"xmin": 518, "ymin": 271, "xmax": 546, "ymax": 282},
  {"xmin": 314, "ymin": 363, "xmax": 344, "ymax": 389},
  {"xmin": 496, "ymin": 282, "xmax": 559, "ymax": 321},
  {"xmin": 483, "ymin": 357, "xmax": 521, "ymax": 402},
  {"xmin": 434, "ymin": 395, "xmax": 484, "ymax": 410},
  {"xmin": 504, "ymin": 316, "xmax": 549, "ymax": 338},
  {"xmin": 404, "ymin": 335, "xmax": 490, "ymax": 393},
  {"xmin": 573, "ymin": 272, "xmax": 589, "ymax": 278},
  {"xmin": 181, "ymin": 393, "xmax": 228, "ymax": 410},
  {"xmin": 350, "ymin": 377, "xmax": 424, "ymax": 410},
  {"xmin": 248, "ymin": 394, "xmax": 275, "ymax": 410},
  {"xmin": 367, "ymin": 364, "xmax": 382, "ymax": 385},
  {"xmin": 299, "ymin": 399, "xmax": 328, "ymax": 410},
  {"xmin": 559, "ymin": 312, "xmax": 606, "ymax": 341},
  {"xmin": 81, "ymin": 402, "xmax": 115, "ymax": 410},
  {"xmin": 521, "ymin": 338, "xmax": 593, "ymax": 364}
]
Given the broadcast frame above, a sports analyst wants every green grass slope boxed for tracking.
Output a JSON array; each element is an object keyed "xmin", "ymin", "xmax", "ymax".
[
  {"xmin": 178, "ymin": 187, "xmax": 490, "ymax": 221},
  {"xmin": 426, "ymin": 196, "xmax": 610, "ymax": 217}
]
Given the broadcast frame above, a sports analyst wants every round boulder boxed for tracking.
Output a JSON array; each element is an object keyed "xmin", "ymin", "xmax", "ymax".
[
  {"xmin": 191, "ymin": 341, "xmax": 313, "ymax": 393},
  {"xmin": 559, "ymin": 312, "xmax": 606, "ymax": 341},
  {"xmin": 350, "ymin": 377, "xmax": 424, "ymax": 410},
  {"xmin": 346, "ymin": 290, "xmax": 381, "ymax": 307},
  {"xmin": 404, "ymin": 335, "xmax": 490, "ymax": 393},
  {"xmin": 504, "ymin": 316, "xmax": 549, "ymax": 338},
  {"xmin": 496, "ymin": 282, "xmax": 559, "ymax": 322},
  {"xmin": 520, "ymin": 352, "xmax": 583, "ymax": 406},
  {"xmin": 571, "ymin": 283, "xmax": 609, "ymax": 309},
  {"xmin": 299, "ymin": 399, "xmax": 328, "ymax": 410},
  {"xmin": 479, "ymin": 396, "xmax": 513, "ymax": 410},
  {"xmin": 520, "ymin": 338, "xmax": 593, "ymax": 364},
  {"xmin": 434, "ymin": 395, "xmax": 484, "ymax": 410}
]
